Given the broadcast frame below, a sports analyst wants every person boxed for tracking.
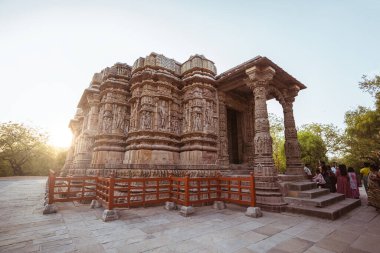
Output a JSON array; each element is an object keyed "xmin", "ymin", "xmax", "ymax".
[
  {"xmin": 367, "ymin": 164, "xmax": 380, "ymax": 210},
  {"xmin": 304, "ymin": 164, "xmax": 312, "ymax": 179},
  {"xmin": 321, "ymin": 164, "xmax": 331, "ymax": 190},
  {"xmin": 347, "ymin": 167, "xmax": 360, "ymax": 198},
  {"xmin": 360, "ymin": 162, "xmax": 371, "ymax": 194},
  {"xmin": 328, "ymin": 170, "xmax": 337, "ymax": 192},
  {"xmin": 336, "ymin": 164, "xmax": 352, "ymax": 198},
  {"xmin": 312, "ymin": 170, "xmax": 326, "ymax": 188},
  {"xmin": 331, "ymin": 162, "xmax": 337, "ymax": 174}
]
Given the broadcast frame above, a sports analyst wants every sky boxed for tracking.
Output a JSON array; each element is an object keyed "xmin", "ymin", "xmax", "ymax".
[{"xmin": 0, "ymin": 0, "xmax": 379, "ymax": 148}]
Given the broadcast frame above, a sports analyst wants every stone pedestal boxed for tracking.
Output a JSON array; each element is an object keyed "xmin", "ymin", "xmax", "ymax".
[
  {"xmin": 165, "ymin": 201, "xmax": 177, "ymax": 210},
  {"xmin": 179, "ymin": 206, "xmax": 195, "ymax": 217},
  {"xmin": 43, "ymin": 204, "xmax": 58, "ymax": 215},
  {"xmin": 102, "ymin": 209, "xmax": 118, "ymax": 222},
  {"xmin": 213, "ymin": 201, "xmax": 226, "ymax": 210},
  {"xmin": 90, "ymin": 199, "xmax": 102, "ymax": 208},
  {"xmin": 245, "ymin": 207, "xmax": 263, "ymax": 218}
]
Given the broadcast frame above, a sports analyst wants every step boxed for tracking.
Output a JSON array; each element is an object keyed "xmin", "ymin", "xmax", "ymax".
[
  {"xmin": 284, "ymin": 193, "xmax": 345, "ymax": 207},
  {"xmin": 287, "ymin": 181, "xmax": 317, "ymax": 191},
  {"xmin": 287, "ymin": 188, "xmax": 330, "ymax": 199},
  {"xmin": 285, "ymin": 198, "xmax": 361, "ymax": 220}
]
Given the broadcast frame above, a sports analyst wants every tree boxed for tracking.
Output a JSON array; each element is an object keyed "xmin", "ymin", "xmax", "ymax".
[
  {"xmin": 0, "ymin": 122, "xmax": 47, "ymax": 175},
  {"xmin": 359, "ymin": 75, "xmax": 380, "ymax": 96},
  {"xmin": 341, "ymin": 75, "xmax": 380, "ymax": 167},
  {"xmin": 300, "ymin": 123, "xmax": 344, "ymax": 158},
  {"xmin": 297, "ymin": 130, "xmax": 327, "ymax": 171},
  {"xmin": 269, "ymin": 113, "xmax": 286, "ymax": 173}
]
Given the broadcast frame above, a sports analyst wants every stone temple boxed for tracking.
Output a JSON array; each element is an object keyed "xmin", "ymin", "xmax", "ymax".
[{"xmin": 62, "ymin": 53, "xmax": 307, "ymax": 211}]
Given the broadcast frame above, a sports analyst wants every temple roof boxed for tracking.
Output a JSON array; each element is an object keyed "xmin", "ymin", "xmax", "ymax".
[{"xmin": 216, "ymin": 56, "xmax": 306, "ymax": 94}]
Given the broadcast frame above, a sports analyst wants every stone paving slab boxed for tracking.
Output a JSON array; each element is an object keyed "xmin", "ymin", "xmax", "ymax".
[{"xmin": 0, "ymin": 177, "xmax": 379, "ymax": 253}]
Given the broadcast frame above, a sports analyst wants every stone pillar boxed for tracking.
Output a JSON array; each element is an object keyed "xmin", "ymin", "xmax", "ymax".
[
  {"xmin": 245, "ymin": 66, "xmax": 286, "ymax": 212},
  {"xmin": 217, "ymin": 92, "xmax": 229, "ymax": 167},
  {"xmin": 283, "ymin": 97, "xmax": 304, "ymax": 178}
]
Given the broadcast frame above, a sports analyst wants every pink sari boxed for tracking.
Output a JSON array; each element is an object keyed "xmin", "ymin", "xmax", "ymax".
[
  {"xmin": 336, "ymin": 168, "xmax": 352, "ymax": 198},
  {"xmin": 348, "ymin": 172, "xmax": 360, "ymax": 198}
]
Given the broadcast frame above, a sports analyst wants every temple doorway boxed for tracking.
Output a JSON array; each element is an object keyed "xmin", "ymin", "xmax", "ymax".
[{"xmin": 227, "ymin": 108, "xmax": 243, "ymax": 164}]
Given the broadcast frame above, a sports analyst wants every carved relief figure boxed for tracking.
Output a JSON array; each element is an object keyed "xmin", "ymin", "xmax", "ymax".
[
  {"xmin": 102, "ymin": 110, "xmax": 113, "ymax": 133},
  {"xmin": 141, "ymin": 111, "xmax": 152, "ymax": 130},
  {"xmin": 205, "ymin": 102, "xmax": 212, "ymax": 128},
  {"xmin": 158, "ymin": 101, "xmax": 167, "ymax": 129},
  {"xmin": 194, "ymin": 113, "xmax": 202, "ymax": 131}
]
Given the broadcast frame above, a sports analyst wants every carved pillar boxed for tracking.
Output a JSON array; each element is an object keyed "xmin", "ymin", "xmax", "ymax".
[
  {"xmin": 249, "ymin": 79, "xmax": 276, "ymax": 178},
  {"xmin": 217, "ymin": 92, "xmax": 229, "ymax": 167},
  {"xmin": 283, "ymin": 97, "xmax": 304, "ymax": 176},
  {"xmin": 245, "ymin": 66, "xmax": 286, "ymax": 211}
]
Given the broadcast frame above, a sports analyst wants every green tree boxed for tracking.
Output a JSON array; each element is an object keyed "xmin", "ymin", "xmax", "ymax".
[
  {"xmin": 269, "ymin": 113, "xmax": 286, "ymax": 173},
  {"xmin": 300, "ymin": 123, "xmax": 344, "ymax": 158},
  {"xmin": 0, "ymin": 122, "xmax": 47, "ymax": 175},
  {"xmin": 297, "ymin": 130, "xmax": 327, "ymax": 171},
  {"xmin": 343, "ymin": 75, "xmax": 380, "ymax": 166}
]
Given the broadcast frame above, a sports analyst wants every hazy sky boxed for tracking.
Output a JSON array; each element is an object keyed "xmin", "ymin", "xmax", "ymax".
[{"xmin": 0, "ymin": 0, "xmax": 379, "ymax": 147}]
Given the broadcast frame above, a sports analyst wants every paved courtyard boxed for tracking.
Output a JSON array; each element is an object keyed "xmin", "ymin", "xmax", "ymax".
[{"xmin": 0, "ymin": 177, "xmax": 379, "ymax": 253}]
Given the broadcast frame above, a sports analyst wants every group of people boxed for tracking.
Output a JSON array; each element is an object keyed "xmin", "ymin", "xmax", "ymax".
[{"xmin": 305, "ymin": 162, "xmax": 380, "ymax": 210}]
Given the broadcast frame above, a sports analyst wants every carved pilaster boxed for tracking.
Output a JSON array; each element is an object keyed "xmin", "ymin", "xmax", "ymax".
[{"xmin": 217, "ymin": 92, "xmax": 229, "ymax": 166}]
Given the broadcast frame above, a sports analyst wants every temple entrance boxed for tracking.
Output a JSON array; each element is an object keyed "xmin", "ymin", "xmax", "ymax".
[{"xmin": 227, "ymin": 108, "xmax": 243, "ymax": 164}]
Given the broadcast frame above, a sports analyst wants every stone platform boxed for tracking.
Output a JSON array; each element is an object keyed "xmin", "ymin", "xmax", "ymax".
[
  {"xmin": 0, "ymin": 177, "xmax": 379, "ymax": 253},
  {"xmin": 284, "ymin": 181, "xmax": 361, "ymax": 220}
]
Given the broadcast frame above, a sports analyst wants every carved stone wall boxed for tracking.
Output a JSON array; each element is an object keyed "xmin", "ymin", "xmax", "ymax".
[
  {"xmin": 89, "ymin": 63, "xmax": 131, "ymax": 175},
  {"xmin": 124, "ymin": 54, "xmax": 182, "ymax": 166}
]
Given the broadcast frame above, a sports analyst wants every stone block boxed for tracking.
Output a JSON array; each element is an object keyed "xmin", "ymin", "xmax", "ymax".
[
  {"xmin": 245, "ymin": 207, "xmax": 263, "ymax": 218},
  {"xmin": 90, "ymin": 199, "xmax": 102, "ymax": 208},
  {"xmin": 179, "ymin": 206, "xmax": 195, "ymax": 217},
  {"xmin": 43, "ymin": 204, "xmax": 58, "ymax": 214},
  {"xmin": 165, "ymin": 201, "xmax": 177, "ymax": 210},
  {"xmin": 213, "ymin": 201, "xmax": 226, "ymax": 210},
  {"xmin": 102, "ymin": 209, "xmax": 118, "ymax": 222}
]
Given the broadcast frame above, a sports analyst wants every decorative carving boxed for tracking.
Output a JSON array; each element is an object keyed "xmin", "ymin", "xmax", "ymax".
[
  {"xmin": 102, "ymin": 110, "xmax": 113, "ymax": 133},
  {"xmin": 141, "ymin": 111, "xmax": 152, "ymax": 130},
  {"xmin": 158, "ymin": 101, "xmax": 168, "ymax": 129},
  {"xmin": 193, "ymin": 113, "xmax": 202, "ymax": 131}
]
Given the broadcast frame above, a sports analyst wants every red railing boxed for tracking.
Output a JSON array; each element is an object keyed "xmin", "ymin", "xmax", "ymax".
[
  {"xmin": 46, "ymin": 170, "xmax": 97, "ymax": 204},
  {"xmin": 47, "ymin": 170, "xmax": 256, "ymax": 210}
]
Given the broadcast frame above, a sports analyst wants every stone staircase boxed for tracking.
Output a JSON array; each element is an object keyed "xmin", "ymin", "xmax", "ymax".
[{"xmin": 284, "ymin": 181, "xmax": 361, "ymax": 220}]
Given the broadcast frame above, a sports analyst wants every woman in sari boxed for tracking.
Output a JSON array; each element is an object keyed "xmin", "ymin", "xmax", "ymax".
[
  {"xmin": 347, "ymin": 167, "xmax": 360, "ymax": 198},
  {"xmin": 336, "ymin": 164, "xmax": 351, "ymax": 198},
  {"xmin": 368, "ymin": 164, "xmax": 380, "ymax": 210}
]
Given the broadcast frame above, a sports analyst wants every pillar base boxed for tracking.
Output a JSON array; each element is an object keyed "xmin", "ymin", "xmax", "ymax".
[
  {"xmin": 90, "ymin": 199, "xmax": 102, "ymax": 208},
  {"xmin": 102, "ymin": 209, "xmax": 118, "ymax": 222},
  {"xmin": 179, "ymin": 206, "xmax": 195, "ymax": 217},
  {"xmin": 245, "ymin": 207, "xmax": 263, "ymax": 218},
  {"xmin": 165, "ymin": 201, "xmax": 177, "ymax": 210},
  {"xmin": 43, "ymin": 204, "xmax": 58, "ymax": 214},
  {"xmin": 213, "ymin": 201, "xmax": 226, "ymax": 210}
]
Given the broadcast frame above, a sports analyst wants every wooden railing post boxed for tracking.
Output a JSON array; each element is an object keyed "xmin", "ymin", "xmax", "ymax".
[
  {"xmin": 95, "ymin": 171, "xmax": 100, "ymax": 200},
  {"xmin": 184, "ymin": 174, "xmax": 190, "ymax": 206},
  {"xmin": 217, "ymin": 173, "xmax": 221, "ymax": 201},
  {"xmin": 48, "ymin": 170, "xmax": 56, "ymax": 204},
  {"xmin": 168, "ymin": 173, "xmax": 173, "ymax": 202},
  {"xmin": 249, "ymin": 172, "xmax": 256, "ymax": 207},
  {"xmin": 109, "ymin": 172, "xmax": 115, "ymax": 210}
]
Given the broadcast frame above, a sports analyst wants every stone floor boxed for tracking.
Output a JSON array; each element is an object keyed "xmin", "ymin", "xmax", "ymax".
[{"xmin": 0, "ymin": 177, "xmax": 379, "ymax": 253}]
